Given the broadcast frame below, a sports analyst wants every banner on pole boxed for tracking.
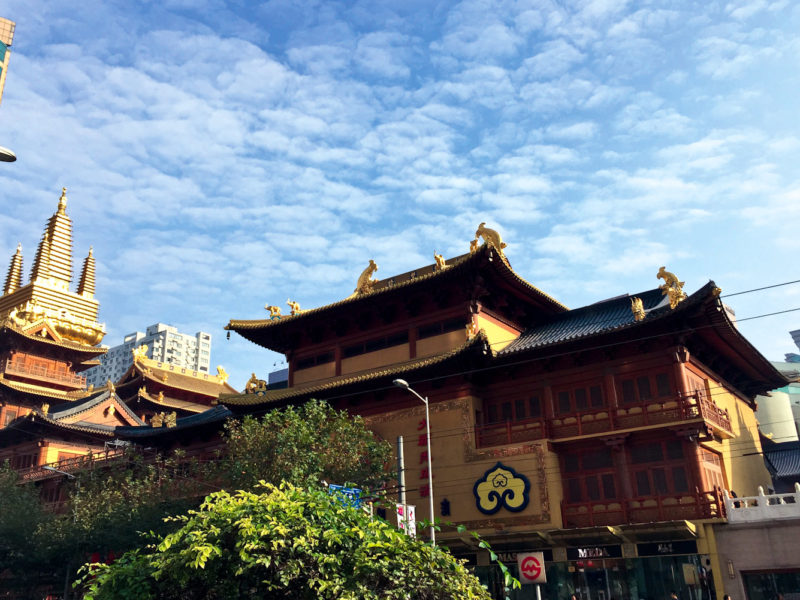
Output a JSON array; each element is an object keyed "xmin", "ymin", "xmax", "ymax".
[{"xmin": 396, "ymin": 503, "xmax": 416, "ymax": 538}]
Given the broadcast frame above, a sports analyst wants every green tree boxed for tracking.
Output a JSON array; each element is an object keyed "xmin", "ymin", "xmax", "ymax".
[
  {"xmin": 0, "ymin": 462, "xmax": 54, "ymax": 593},
  {"xmin": 80, "ymin": 482, "xmax": 492, "ymax": 600},
  {"xmin": 218, "ymin": 399, "xmax": 392, "ymax": 491}
]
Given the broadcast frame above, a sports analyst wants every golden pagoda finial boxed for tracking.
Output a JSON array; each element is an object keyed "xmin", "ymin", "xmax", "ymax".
[
  {"xmin": 631, "ymin": 297, "xmax": 645, "ymax": 321},
  {"xmin": 58, "ymin": 187, "xmax": 67, "ymax": 214},
  {"xmin": 3, "ymin": 243, "xmax": 23, "ymax": 296},
  {"xmin": 657, "ymin": 266, "xmax": 686, "ymax": 309},
  {"xmin": 77, "ymin": 246, "xmax": 96, "ymax": 298},
  {"xmin": 30, "ymin": 188, "xmax": 74, "ymax": 288}
]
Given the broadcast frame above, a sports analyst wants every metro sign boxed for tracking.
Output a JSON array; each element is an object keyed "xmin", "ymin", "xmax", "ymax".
[{"xmin": 517, "ymin": 552, "xmax": 546, "ymax": 584}]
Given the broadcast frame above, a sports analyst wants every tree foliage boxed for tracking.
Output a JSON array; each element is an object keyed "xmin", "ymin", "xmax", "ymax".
[
  {"xmin": 217, "ymin": 399, "xmax": 392, "ymax": 492},
  {"xmin": 81, "ymin": 482, "xmax": 492, "ymax": 600},
  {"xmin": 1, "ymin": 400, "xmax": 393, "ymax": 596}
]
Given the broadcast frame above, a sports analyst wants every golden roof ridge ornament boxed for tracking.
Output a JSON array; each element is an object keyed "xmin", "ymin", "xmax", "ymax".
[
  {"xmin": 657, "ymin": 266, "xmax": 687, "ymax": 309},
  {"xmin": 132, "ymin": 344, "xmax": 148, "ymax": 362},
  {"xmin": 631, "ymin": 297, "xmax": 645, "ymax": 321},
  {"xmin": 264, "ymin": 304, "xmax": 282, "ymax": 319},
  {"xmin": 352, "ymin": 259, "xmax": 379, "ymax": 296},
  {"xmin": 474, "ymin": 223, "xmax": 510, "ymax": 266},
  {"xmin": 286, "ymin": 299, "xmax": 302, "ymax": 316},
  {"xmin": 434, "ymin": 253, "xmax": 448, "ymax": 271}
]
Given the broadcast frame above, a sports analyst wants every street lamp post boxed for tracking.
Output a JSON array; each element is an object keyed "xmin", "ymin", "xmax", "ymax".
[{"xmin": 392, "ymin": 378, "xmax": 435, "ymax": 546}]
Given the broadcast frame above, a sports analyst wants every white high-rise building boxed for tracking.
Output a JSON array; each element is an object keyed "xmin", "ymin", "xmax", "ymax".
[{"xmin": 84, "ymin": 323, "xmax": 212, "ymax": 388}]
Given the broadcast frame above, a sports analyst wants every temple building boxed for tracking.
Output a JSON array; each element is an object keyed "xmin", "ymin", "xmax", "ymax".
[
  {"xmin": 0, "ymin": 190, "xmax": 233, "ymax": 490},
  {"xmin": 224, "ymin": 224, "xmax": 788, "ymax": 600},
  {"xmin": 0, "ymin": 188, "xmax": 106, "ymax": 428},
  {"xmin": 114, "ymin": 343, "xmax": 237, "ymax": 422}
]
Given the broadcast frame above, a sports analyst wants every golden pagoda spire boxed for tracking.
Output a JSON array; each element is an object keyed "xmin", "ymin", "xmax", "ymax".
[
  {"xmin": 30, "ymin": 187, "xmax": 74, "ymax": 290},
  {"xmin": 77, "ymin": 246, "xmax": 96, "ymax": 298},
  {"xmin": 3, "ymin": 243, "xmax": 23, "ymax": 296}
]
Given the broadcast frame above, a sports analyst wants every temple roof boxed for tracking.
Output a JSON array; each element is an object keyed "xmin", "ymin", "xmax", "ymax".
[
  {"xmin": 0, "ymin": 375, "xmax": 92, "ymax": 403},
  {"xmin": 115, "ymin": 353, "xmax": 238, "ymax": 398},
  {"xmin": 0, "ymin": 320, "xmax": 107, "ymax": 360},
  {"xmin": 226, "ymin": 244, "xmax": 567, "ymax": 352},
  {"xmin": 763, "ymin": 440, "xmax": 800, "ymax": 480},
  {"xmin": 114, "ymin": 405, "xmax": 232, "ymax": 441},
  {"xmin": 220, "ymin": 331, "xmax": 490, "ymax": 407},
  {"xmin": 500, "ymin": 281, "xmax": 786, "ymax": 398},
  {"xmin": 129, "ymin": 389, "xmax": 211, "ymax": 414},
  {"xmin": 501, "ymin": 287, "xmax": 678, "ymax": 355}
]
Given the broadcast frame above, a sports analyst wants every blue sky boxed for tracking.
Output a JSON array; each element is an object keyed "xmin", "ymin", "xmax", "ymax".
[{"xmin": 1, "ymin": 0, "xmax": 799, "ymax": 388}]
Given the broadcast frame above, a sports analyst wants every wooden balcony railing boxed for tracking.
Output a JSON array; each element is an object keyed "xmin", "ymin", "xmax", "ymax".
[
  {"xmin": 474, "ymin": 418, "xmax": 546, "ymax": 447},
  {"xmin": 2, "ymin": 358, "xmax": 86, "ymax": 388},
  {"xmin": 474, "ymin": 393, "xmax": 733, "ymax": 448},
  {"xmin": 17, "ymin": 448, "xmax": 127, "ymax": 482},
  {"xmin": 561, "ymin": 487, "xmax": 726, "ymax": 528}
]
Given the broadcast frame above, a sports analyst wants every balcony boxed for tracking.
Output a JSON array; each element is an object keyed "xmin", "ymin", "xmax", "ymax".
[
  {"xmin": 724, "ymin": 485, "xmax": 800, "ymax": 523},
  {"xmin": 562, "ymin": 488, "xmax": 725, "ymax": 528},
  {"xmin": 17, "ymin": 448, "xmax": 126, "ymax": 482},
  {"xmin": 475, "ymin": 417, "xmax": 545, "ymax": 447},
  {"xmin": 2, "ymin": 358, "xmax": 86, "ymax": 389},
  {"xmin": 474, "ymin": 393, "xmax": 733, "ymax": 449}
]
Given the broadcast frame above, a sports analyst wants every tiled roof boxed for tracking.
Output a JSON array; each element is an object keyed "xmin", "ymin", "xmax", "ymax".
[
  {"xmin": 114, "ymin": 405, "xmax": 232, "ymax": 438},
  {"xmin": 49, "ymin": 390, "xmax": 146, "ymax": 426},
  {"xmin": 0, "ymin": 375, "xmax": 89, "ymax": 401},
  {"xmin": 1, "ymin": 322, "xmax": 107, "ymax": 356},
  {"xmin": 764, "ymin": 441, "xmax": 800, "ymax": 479},
  {"xmin": 116, "ymin": 359, "xmax": 238, "ymax": 397},
  {"xmin": 226, "ymin": 244, "xmax": 567, "ymax": 335},
  {"xmin": 220, "ymin": 331, "xmax": 489, "ymax": 407},
  {"xmin": 133, "ymin": 389, "xmax": 210, "ymax": 414},
  {"xmin": 500, "ymin": 286, "xmax": 694, "ymax": 355}
]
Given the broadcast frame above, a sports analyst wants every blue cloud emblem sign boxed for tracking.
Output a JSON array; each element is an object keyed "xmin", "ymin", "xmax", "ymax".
[{"xmin": 473, "ymin": 462, "xmax": 531, "ymax": 515}]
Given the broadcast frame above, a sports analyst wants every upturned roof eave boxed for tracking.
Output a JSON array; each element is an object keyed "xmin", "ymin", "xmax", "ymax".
[{"xmin": 226, "ymin": 245, "xmax": 567, "ymax": 352}]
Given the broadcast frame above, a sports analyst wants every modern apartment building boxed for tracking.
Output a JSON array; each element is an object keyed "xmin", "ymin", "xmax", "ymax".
[{"xmin": 85, "ymin": 323, "xmax": 211, "ymax": 388}]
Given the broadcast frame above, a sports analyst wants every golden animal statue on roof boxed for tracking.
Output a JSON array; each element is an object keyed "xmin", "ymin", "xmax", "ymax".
[
  {"xmin": 475, "ymin": 223, "xmax": 507, "ymax": 252},
  {"xmin": 657, "ymin": 266, "xmax": 687, "ymax": 309},
  {"xmin": 264, "ymin": 304, "xmax": 282, "ymax": 320},
  {"xmin": 164, "ymin": 411, "xmax": 177, "ymax": 428},
  {"xmin": 286, "ymin": 299, "xmax": 302, "ymax": 316},
  {"xmin": 469, "ymin": 238, "xmax": 479, "ymax": 253},
  {"xmin": 132, "ymin": 344, "xmax": 148, "ymax": 362},
  {"xmin": 631, "ymin": 297, "xmax": 645, "ymax": 322},
  {"xmin": 245, "ymin": 373, "xmax": 267, "ymax": 394},
  {"xmin": 434, "ymin": 253, "xmax": 448, "ymax": 271},
  {"xmin": 216, "ymin": 366, "xmax": 229, "ymax": 382},
  {"xmin": 353, "ymin": 259, "xmax": 379, "ymax": 295}
]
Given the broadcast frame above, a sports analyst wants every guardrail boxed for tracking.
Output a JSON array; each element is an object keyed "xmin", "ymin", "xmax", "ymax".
[{"xmin": 724, "ymin": 484, "xmax": 800, "ymax": 523}]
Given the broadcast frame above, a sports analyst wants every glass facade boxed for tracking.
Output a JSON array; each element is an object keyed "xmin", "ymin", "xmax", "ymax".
[
  {"xmin": 742, "ymin": 571, "xmax": 800, "ymax": 600},
  {"xmin": 474, "ymin": 545, "xmax": 716, "ymax": 600}
]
